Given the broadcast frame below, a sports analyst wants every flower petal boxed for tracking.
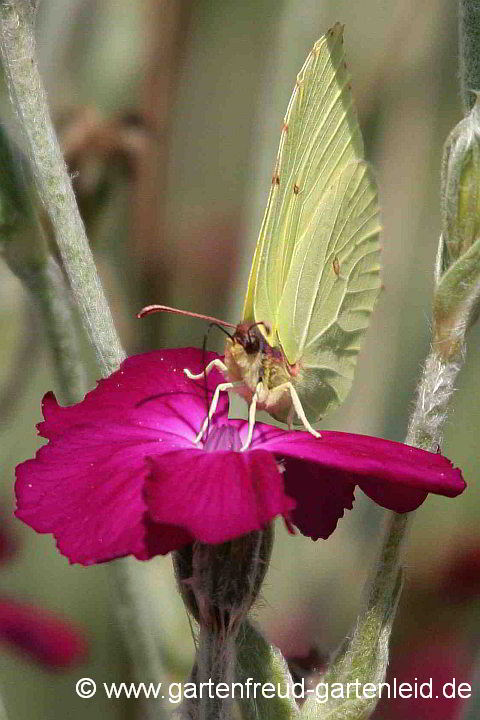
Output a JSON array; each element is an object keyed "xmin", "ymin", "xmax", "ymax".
[
  {"xmin": 15, "ymin": 422, "xmax": 192, "ymax": 564},
  {"xmin": 282, "ymin": 459, "xmax": 356, "ymax": 539},
  {"xmin": 40, "ymin": 348, "xmax": 227, "ymax": 443},
  {"xmin": 255, "ymin": 429, "xmax": 465, "ymax": 500},
  {"xmin": 0, "ymin": 598, "xmax": 88, "ymax": 669},
  {"xmin": 358, "ymin": 480, "xmax": 428, "ymax": 512},
  {"xmin": 145, "ymin": 448, "xmax": 296, "ymax": 544}
]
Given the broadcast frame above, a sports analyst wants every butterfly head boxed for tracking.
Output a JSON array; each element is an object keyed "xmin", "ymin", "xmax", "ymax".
[{"xmin": 232, "ymin": 322, "xmax": 269, "ymax": 355}]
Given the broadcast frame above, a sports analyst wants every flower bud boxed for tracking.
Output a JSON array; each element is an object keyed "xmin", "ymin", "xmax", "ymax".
[
  {"xmin": 440, "ymin": 96, "xmax": 480, "ymax": 273},
  {"xmin": 434, "ymin": 97, "xmax": 480, "ymax": 358},
  {"xmin": 173, "ymin": 528, "xmax": 274, "ymax": 720},
  {"xmin": 173, "ymin": 525, "xmax": 274, "ymax": 636}
]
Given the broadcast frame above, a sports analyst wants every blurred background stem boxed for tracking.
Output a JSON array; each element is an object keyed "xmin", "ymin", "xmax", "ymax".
[
  {"xmin": 133, "ymin": 0, "xmax": 191, "ymax": 350},
  {"xmin": 9, "ymin": 249, "xmax": 86, "ymax": 404}
]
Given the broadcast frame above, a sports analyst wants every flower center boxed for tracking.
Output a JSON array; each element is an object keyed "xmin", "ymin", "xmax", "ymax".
[{"xmin": 202, "ymin": 426, "xmax": 242, "ymax": 452}]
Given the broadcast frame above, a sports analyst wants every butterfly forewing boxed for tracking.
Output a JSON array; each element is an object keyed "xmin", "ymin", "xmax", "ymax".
[{"xmin": 243, "ymin": 23, "xmax": 366, "ymax": 343}]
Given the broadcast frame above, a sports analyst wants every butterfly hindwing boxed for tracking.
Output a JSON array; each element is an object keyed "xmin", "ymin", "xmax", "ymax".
[{"xmin": 277, "ymin": 161, "xmax": 381, "ymax": 421}]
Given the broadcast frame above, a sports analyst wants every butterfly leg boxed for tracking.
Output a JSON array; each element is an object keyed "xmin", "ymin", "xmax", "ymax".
[
  {"xmin": 184, "ymin": 359, "xmax": 228, "ymax": 381},
  {"xmin": 271, "ymin": 382, "xmax": 321, "ymax": 439},
  {"xmin": 240, "ymin": 382, "xmax": 262, "ymax": 452},
  {"xmin": 286, "ymin": 406, "xmax": 295, "ymax": 431},
  {"xmin": 194, "ymin": 381, "xmax": 243, "ymax": 444}
]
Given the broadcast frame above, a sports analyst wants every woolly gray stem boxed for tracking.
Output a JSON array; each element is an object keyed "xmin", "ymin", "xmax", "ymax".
[
  {"xmin": 302, "ymin": 341, "xmax": 463, "ymax": 720},
  {"xmin": 405, "ymin": 346, "xmax": 463, "ymax": 451},
  {"xmin": 0, "ymin": 4, "xmax": 170, "ymax": 714},
  {"xmin": 193, "ymin": 531, "xmax": 268, "ymax": 720},
  {"xmin": 459, "ymin": 0, "xmax": 480, "ymax": 113},
  {"xmin": 362, "ymin": 512, "xmax": 407, "ymax": 611},
  {"xmin": 197, "ymin": 627, "xmax": 236, "ymax": 720},
  {"xmin": 0, "ymin": 0, "xmax": 123, "ymax": 374},
  {"xmin": 174, "ymin": 530, "xmax": 275, "ymax": 720}
]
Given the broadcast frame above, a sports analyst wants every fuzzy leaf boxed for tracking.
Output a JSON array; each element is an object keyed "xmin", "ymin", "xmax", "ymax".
[{"xmin": 236, "ymin": 620, "xmax": 299, "ymax": 720}]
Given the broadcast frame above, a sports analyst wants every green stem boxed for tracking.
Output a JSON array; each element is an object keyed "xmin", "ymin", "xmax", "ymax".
[
  {"xmin": 174, "ymin": 530, "xmax": 276, "ymax": 720},
  {"xmin": 363, "ymin": 513, "xmax": 407, "ymax": 611},
  {"xmin": 196, "ymin": 627, "xmax": 236, "ymax": 720},
  {"xmin": 2, "ymin": 220, "xmax": 86, "ymax": 405}
]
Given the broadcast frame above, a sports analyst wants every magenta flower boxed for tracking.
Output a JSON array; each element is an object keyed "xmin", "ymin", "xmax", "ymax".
[
  {"xmin": 15, "ymin": 349, "xmax": 465, "ymax": 566},
  {"xmin": 0, "ymin": 599, "xmax": 87, "ymax": 669}
]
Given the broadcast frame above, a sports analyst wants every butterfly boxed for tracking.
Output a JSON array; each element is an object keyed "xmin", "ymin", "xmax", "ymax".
[{"xmin": 139, "ymin": 23, "xmax": 381, "ymax": 451}]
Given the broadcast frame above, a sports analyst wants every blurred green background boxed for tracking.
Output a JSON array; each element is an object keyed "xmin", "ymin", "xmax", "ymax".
[{"xmin": 0, "ymin": 0, "xmax": 478, "ymax": 718}]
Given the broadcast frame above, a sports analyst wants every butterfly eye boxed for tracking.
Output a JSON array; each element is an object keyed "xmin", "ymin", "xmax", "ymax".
[{"xmin": 244, "ymin": 335, "xmax": 260, "ymax": 355}]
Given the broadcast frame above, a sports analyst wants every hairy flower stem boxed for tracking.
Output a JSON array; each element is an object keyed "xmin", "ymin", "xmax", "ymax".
[
  {"xmin": 0, "ymin": 3, "xmax": 168, "ymax": 715},
  {"xmin": 302, "ymin": 514, "xmax": 404, "ymax": 720},
  {"xmin": 405, "ymin": 346, "xmax": 463, "ymax": 450},
  {"xmin": 304, "ymin": 344, "xmax": 464, "ymax": 720},
  {"xmin": 197, "ymin": 628, "xmax": 236, "ymax": 720},
  {"xmin": 174, "ymin": 529, "xmax": 274, "ymax": 720}
]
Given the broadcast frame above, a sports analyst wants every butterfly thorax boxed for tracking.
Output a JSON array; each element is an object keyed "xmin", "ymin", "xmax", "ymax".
[{"xmin": 224, "ymin": 323, "xmax": 297, "ymax": 420}]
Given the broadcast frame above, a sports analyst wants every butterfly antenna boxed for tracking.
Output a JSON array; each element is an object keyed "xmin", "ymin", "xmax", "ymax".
[
  {"xmin": 248, "ymin": 320, "xmax": 271, "ymax": 335},
  {"xmin": 137, "ymin": 304, "xmax": 237, "ymax": 329},
  {"xmin": 138, "ymin": 304, "xmax": 235, "ymax": 439}
]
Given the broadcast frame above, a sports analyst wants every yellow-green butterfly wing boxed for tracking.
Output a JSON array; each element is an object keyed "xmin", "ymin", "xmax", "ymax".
[{"xmin": 243, "ymin": 23, "xmax": 381, "ymax": 424}]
